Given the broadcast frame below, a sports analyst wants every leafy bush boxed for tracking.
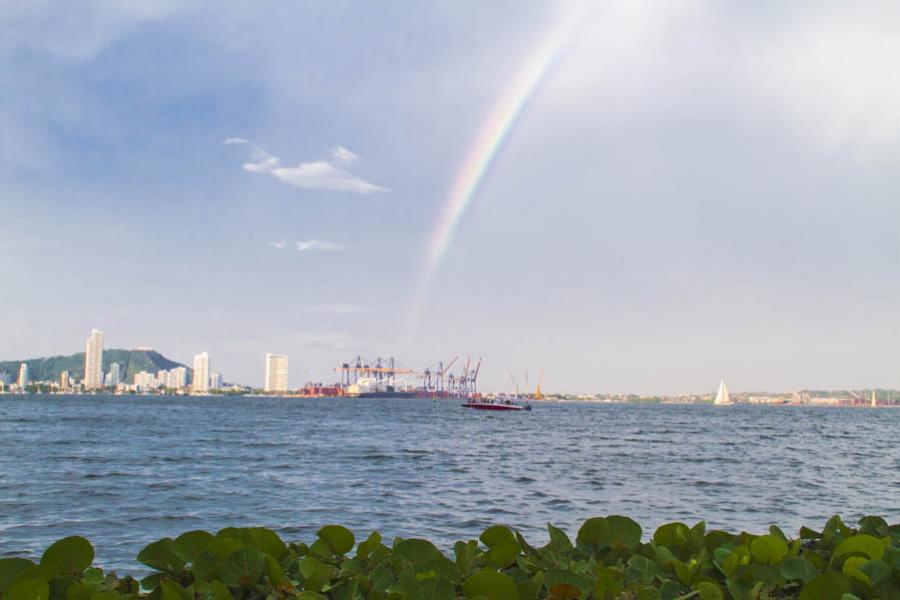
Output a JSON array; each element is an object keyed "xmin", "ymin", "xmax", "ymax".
[{"xmin": 1, "ymin": 515, "xmax": 898, "ymax": 600}]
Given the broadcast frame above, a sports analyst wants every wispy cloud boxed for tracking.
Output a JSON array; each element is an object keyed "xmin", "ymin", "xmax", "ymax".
[
  {"xmin": 224, "ymin": 139, "xmax": 388, "ymax": 194},
  {"xmin": 266, "ymin": 239, "xmax": 346, "ymax": 252},
  {"xmin": 294, "ymin": 239, "xmax": 345, "ymax": 252}
]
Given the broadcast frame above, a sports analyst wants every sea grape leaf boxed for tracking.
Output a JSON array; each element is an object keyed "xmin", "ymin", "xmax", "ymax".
[
  {"xmin": 3, "ymin": 579, "xmax": 49, "ymax": 600},
  {"xmin": 545, "ymin": 570, "xmax": 590, "ymax": 598},
  {"xmin": 516, "ymin": 572, "xmax": 543, "ymax": 600},
  {"xmin": 173, "ymin": 531, "xmax": 214, "ymax": 563},
  {"xmin": 779, "ymin": 557, "xmax": 818, "ymax": 582},
  {"xmin": 247, "ymin": 528, "xmax": 288, "ymax": 559},
  {"xmin": 833, "ymin": 535, "xmax": 886, "ymax": 561},
  {"xmin": 316, "ymin": 525, "xmax": 354, "ymax": 557},
  {"xmin": 40, "ymin": 537, "xmax": 94, "ymax": 575},
  {"xmin": 220, "ymin": 549, "xmax": 265, "ymax": 589},
  {"xmin": 0, "ymin": 560, "xmax": 37, "ymax": 593},
  {"xmin": 404, "ymin": 577, "xmax": 454, "ymax": 600},
  {"xmin": 750, "ymin": 535, "xmax": 788, "ymax": 565},
  {"xmin": 857, "ymin": 516, "xmax": 889, "ymax": 537},
  {"xmin": 158, "ymin": 581, "xmax": 189, "ymax": 600},
  {"xmin": 625, "ymin": 555, "xmax": 658, "ymax": 585},
  {"xmin": 653, "ymin": 523, "xmax": 690, "ymax": 550},
  {"xmin": 356, "ymin": 532, "xmax": 382, "ymax": 560},
  {"xmin": 393, "ymin": 539, "xmax": 443, "ymax": 565},
  {"xmin": 858, "ymin": 559, "xmax": 892, "ymax": 588},
  {"xmin": 462, "ymin": 569, "xmax": 518, "ymax": 600},
  {"xmin": 136, "ymin": 539, "xmax": 185, "ymax": 575},
  {"xmin": 841, "ymin": 557, "xmax": 869, "ymax": 585},
  {"xmin": 606, "ymin": 516, "xmax": 642, "ymax": 550},
  {"xmin": 547, "ymin": 524, "xmax": 573, "ymax": 553},
  {"xmin": 190, "ymin": 551, "xmax": 221, "ymax": 582},
  {"xmin": 577, "ymin": 518, "xmax": 609, "ymax": 549},
  {"xmin": 694, "ymin": 581, "xmax": 724, "ymax": 600},
  {"xmin": 799, "ymin": 572, "xmax": 850, "ymax": 600},
  {"xmin": 88, "ymin": 591, "xmax": 119, "ymax": 600},
  {"xmin": 481, "ymin": 526, "xmax": 516, "ymax": 549},
  {"xmin": 206, "ymin": 538, "xmax": 243, "ymax": 562},
  {"xmin": 485, "ymin": 541, "xmax": 520, "ymax": 568}
]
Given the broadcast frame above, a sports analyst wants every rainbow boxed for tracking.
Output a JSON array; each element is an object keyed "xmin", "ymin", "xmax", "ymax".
[{"xmin": 411, "ymin": 6, "xmax": 579, "ymax": 318}]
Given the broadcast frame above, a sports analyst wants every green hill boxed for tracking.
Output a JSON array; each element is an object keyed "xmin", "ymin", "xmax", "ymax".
[{"xmin": 0, "ymin": 349, "xmax": 190, "ymax": 384}]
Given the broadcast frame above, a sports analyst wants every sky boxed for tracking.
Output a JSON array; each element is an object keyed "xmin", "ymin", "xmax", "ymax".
[{"xmin": 2, "ymin": 1, "xmax": 900, "ymax": 394}]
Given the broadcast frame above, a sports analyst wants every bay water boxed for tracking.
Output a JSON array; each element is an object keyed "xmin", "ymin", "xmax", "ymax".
[{"xmin": 1, "ymin": 395, "xmax": 897, "ymax": 571}]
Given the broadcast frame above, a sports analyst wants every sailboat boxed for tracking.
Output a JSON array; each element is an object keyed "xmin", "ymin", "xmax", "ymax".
[{"xmin": 714, "ymin": 380, "xmax": 732, "ymax": 406}]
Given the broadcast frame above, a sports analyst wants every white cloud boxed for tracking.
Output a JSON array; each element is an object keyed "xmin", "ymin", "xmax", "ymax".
[
  {"xmin": 266, "ymin": 240, "xmax": 287, "ymax": 249},
  {"xmin": 329, "ymin": 145, "xmax": 358, "ymax": 165},
  {"xmin": 294, "ymin": 239, "xmax": 345, "ymax": 252},
  {"xmin": 224, "ymin": 138, "xmax": 388, "ymax": 194}
]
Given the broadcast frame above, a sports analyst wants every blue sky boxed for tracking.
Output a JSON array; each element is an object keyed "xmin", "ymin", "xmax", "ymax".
[{"xmin": 3, "ymin": 1, "xmax": 900, "ymax": 393}]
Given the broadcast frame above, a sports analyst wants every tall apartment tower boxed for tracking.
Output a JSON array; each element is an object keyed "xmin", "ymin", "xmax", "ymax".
[
  {"xmin": 109, "ymin": 362, "xmax": 121, "ymax": 387},
  {"xmin": 17, "ymin": 363, "xmax": 29, "ymax": 388},
  {"xmin": 60, "ymin": 370, "xmax": 69, "ymax": 391},
  {"xmin": 192, "ymin": 352, "xmax": 210, "ymax": 394},
  {"xmin": 264, "ymin": 353, "xmax": 289, "ymax": 393},
  {"xmin": 84, "ymin": 329, "xmax": 104, "ymax": 389}
]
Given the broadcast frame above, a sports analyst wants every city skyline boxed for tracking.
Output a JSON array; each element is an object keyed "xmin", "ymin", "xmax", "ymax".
[{"xmin": 4, "ymin": 3, "xmax": 900, "ymax": 394}]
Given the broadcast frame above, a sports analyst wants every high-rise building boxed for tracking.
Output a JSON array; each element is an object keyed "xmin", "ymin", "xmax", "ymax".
[
  {"xmin": 264, "ymin": 353, "xmax": 289, "ymax": 393},
  {"xmin": 192, "ymin": 352, "xmax": 210, "ymax": 394},
  {"xmin": 84, "ymin": 329, "xmax": 104, "ymax": 389},
  {"xmin": 109, "ymin": 363, "xmax": 121, "ymax": 388},
  {"xmin": 167, "ymin": 367, "xmax": 187, "ymax": 390},
  {"xmin": 17, "ymin": 363, "xmax": 29, "ymax": 388},
  {"xmin": 157, "ymin": 370, "xmax": 168, "ymax": 388},
  {"xmin": 60, "ymin": 371, "xmax": 70, "ymax": 391},
  {"xmin": 134, "ymin": 371, "xmax": 156, "ymax": 390},
  {"xmin": 209, "ymin": 372, "xmax": 223, "ymax": 390}
]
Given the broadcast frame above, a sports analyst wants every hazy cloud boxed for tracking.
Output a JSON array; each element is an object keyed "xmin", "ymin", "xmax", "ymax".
[
  {"xmin": 302, "ymin": 304, "xmax": 368, "ymax": 315},
  {"xmin": 224, "ymin": 138, "xmax": 388, "ymax": 193},
  {"xmin": 294, "ymin": 239, "xmax": 345, "ymax": 252},
  {"xmin": 266, "ymin": 240, "xmax": 287, "ymax": 249}
]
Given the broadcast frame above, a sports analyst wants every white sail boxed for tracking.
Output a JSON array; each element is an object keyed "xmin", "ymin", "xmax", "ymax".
[{"xmin": 714, "ymin": 380, "xmax": 731, "ymax": 405}]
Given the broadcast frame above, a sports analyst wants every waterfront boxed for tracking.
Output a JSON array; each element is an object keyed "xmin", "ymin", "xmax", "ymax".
[{"xmin": 0, "ymin": 394, "xmax": 898, "ymax": 570}]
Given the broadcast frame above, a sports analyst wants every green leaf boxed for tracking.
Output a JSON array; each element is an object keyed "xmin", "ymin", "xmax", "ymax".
[
  {"xmin": 158, "ymin": 581, "xmax": 189, "ymax": 600},
  {"xmin": 693, "ymin": 581, "xmax": 723, "ymax": 600},
  {"xmin": 0, "ymin": 560, "xmax": 37, "ymax": 593},
  {"xmin": 841, "ymin": 556, "xmax": 869, "ymax": 585},
  {"xmin": 626, "ymin": 555, "xmax": 658, "ymax": 585},
  {"xmin": 246, "ymin": 528, "xmax": 288, "ymax": 559},
  {"xmin": 606, "ymin": 516, "xmax": 642, "ymax": 549},
  {"xmin": 577, "ymin": 518, "xmax": 609, "ymax": 548},
  {"xmin": 750, "ymin": 535, "xmax": 788, "ymax": 565},
  {"xmin": 206, "ymin": 538, "xmax": 243, "ymax": 562},
  {"xmin": 220, "ymin": 549, "xmax": 265, "ymax": 589},
  {"xmin": 173, "ymin": 531, "xmax": 214, "ymax": 563},
  {"xmin": 858, "ymin": 559, "xmax": 892, "ymax": 588},
  {"xmin": 857, "ymin": 516, "xmax": 888, "ymax": 537},
  {"xmin": 136, "ymin": 539, "xmax": 185, "ymax": 574},
  {"xmin": 779, "ymin": 557, "xmax": 818, "ymax": 582},
  {"xmin": 191, "ymin": 551, "xmax": 221, "ymax": 582},
  {"xmin": 2, "ymin": 579, "xmax": 49, "ymax": 600},
  {"xmin": 264, "ymin": 555, "xmax": 289, "ymax": 588},
  {"xmin": 516, "ymin": 572, "xmax": 544, "ymax": 600},
  {"xmin": 799, "ymin": 572, "xmax": 850, "ymax": 600},
  {"xmin": 481, "ymin": 526, "xmax": 516, "ymax": 549},
  {"xmin": 545, "ymin": 570, "xmax": 590, "ymax": 598},
  {"xmin": 316, "ymin": 525, "xmax": 354, "ymax": 556},
  {"xmin": 546, "ymin": 524, "xmax": 573, "ymax": 553},
  {"xmin": 210, "ymin": 581, "xmax": 231, "ymax": 600},
  {"xmin": 88, "ymin": 591, "xmax": 118, "ymax": 600},
  {"xmin": 65, "ymin": 583, "xmax": 95, "ymax": 600},
  {"xmin": 721, "ymin": 546, "xmax": 750, "ymax": 577},
  {"xmin": 356, "ymin": 532, "xmax": 382, "ymax": 559},
  {"xmin": 485, "ymin": 541, "xmax": 520, "ymax": 568},
  {"xmin": 833, "ymin": 535, "xmax": 886, "ymax": 561},
  {"xmin": 40, "ymin": 537, "xmax": 94, "ymax": 575},
  {"xmin": 462, "ymin": 569, "xmax": 518, "ymax": 600},
  {"xmin": 393, "ymin": 539, "xmax": 443, "ymax": 565},
  {"xmin": 405, "ymin": 577, "xmax": 455, "ymax": 600},
  {"xmin": 654, "ymin": 523, "xmax": 690, "ymax": 549}
]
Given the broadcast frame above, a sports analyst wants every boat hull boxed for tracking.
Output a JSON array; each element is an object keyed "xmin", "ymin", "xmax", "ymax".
[{"xmin": 462, "ymin": 402, "xmax": 530, "ymax": 411}]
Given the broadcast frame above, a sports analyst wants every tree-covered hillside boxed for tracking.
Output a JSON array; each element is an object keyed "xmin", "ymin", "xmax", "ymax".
[{"xmin": 0, "ymin": 349, "xmax": 190, "ymax": 384}]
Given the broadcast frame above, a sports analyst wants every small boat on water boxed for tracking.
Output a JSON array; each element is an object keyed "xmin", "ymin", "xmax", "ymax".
[
  {"xmin": 462, "ymin": 394, "xmax": 531, "ymax": 411},
  {"xmin": 714, "ymin": 380, "xmax": 732, "ymax": 406}
]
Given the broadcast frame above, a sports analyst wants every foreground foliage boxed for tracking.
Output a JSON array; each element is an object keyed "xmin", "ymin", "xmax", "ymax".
[{"xmin": 1, "ymin": 516, "xmax": 898, "ymax": 600}]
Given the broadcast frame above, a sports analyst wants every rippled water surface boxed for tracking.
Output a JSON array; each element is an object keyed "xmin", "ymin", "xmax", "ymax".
[{"xmin": 1, "ymin": 395, "xmax": 898, "ymax": 569}]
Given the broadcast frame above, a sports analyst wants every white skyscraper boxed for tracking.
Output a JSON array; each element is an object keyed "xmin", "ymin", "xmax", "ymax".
[
  {"xmin": 209, "ymin": 372, "xmax": 223, "ymax": 390},
  {"xmin": 109, "ymin": 362, "xmax": 121, "ymax": 388},
  {"xmin": 264, "ymin": 353, "xmax": 289, "ymax": 393},
  {"xmin": 17, "ymin": 363, "xmax": 29, "ymax": 389},
  {"xmin": 84, "ymin": 329, "xmax": 104, "ymax": 390},
  {"xmin": 192, "ymin": 352, "xmax": 210, "ymax": 394}
]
